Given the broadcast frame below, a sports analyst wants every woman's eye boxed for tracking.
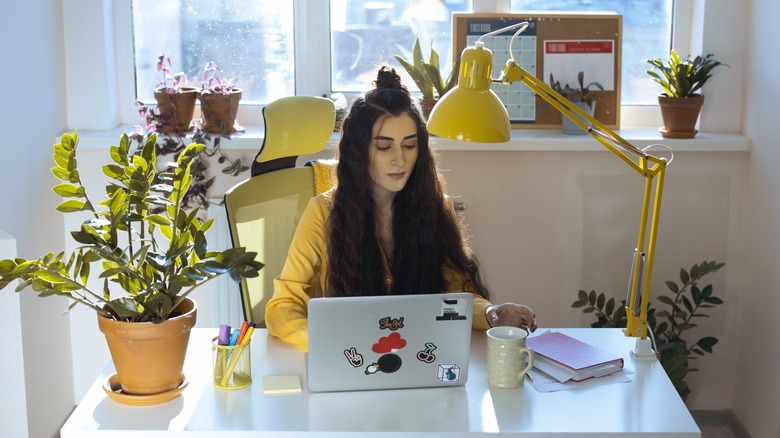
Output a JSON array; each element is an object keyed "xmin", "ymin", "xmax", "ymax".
[{"xmin": 403, "ymin": 143, "xmax": 417, "ymax": 149}]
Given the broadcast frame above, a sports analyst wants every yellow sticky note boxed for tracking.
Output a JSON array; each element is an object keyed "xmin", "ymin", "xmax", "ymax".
[{"xmin": 262, "ymin": 375, "xmax": 302, "ymax": 395}]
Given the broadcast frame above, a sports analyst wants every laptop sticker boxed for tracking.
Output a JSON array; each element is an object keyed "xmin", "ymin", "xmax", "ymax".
[
  {"xmin": 437, "ymin": 364, "xmax": 461, "ymax": 382},
  {"xmin": 436, "ymin": 298, "xmax": 468, "ymax": 321},
  {"xmin": 343, "ymin": 347, "xmax": 364, "ymax": 367},
  {"xmin": 416, "ymin": 342, "xmax": 437, "ymax": 363},
  {"xmin": 378, "ymin": 316, "xmax": 404, "ymax": 331},
  {"xmin": 365, "ymin": 353, "xmax": 402, "ymax": 375},
  {"xmin": 372, "ymin": 332, "xmax": 407, "ymax": 353}
]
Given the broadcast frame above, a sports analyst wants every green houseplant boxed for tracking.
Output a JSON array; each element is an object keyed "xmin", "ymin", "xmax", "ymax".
[
  {"xmin": 394, "ymin": 37, "xmax": 460, "ymax": 119},
  {"xmin": 0, "ymin": 131, "xmax": 262, "ymax": 397},
  {"xmin": 645, "ymin": 50, "xmax": 726, "ymax": 138},
  {"xmin": 199, "ymin": 61, "xmax": 243, "ymax": 134},
  {"xmin": 549, "ymin": 71, "xmax": 604, "ymax": 135},
  {"xmin": 571, "ymin": 260, "xmax": 725, "ymax": 397},
  {"xmin": 153, "ymin": 54, "xmax": 198, "ymax": 133}
]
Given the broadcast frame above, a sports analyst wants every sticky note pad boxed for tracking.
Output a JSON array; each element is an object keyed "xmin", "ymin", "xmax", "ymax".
[{"xmin": 262, "ymin": 375, "xmax": 302, "ymax": 395}]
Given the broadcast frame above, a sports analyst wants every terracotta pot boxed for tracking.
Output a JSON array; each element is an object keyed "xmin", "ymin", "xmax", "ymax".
[
  {"xmin": 153, "ymin": 87, "xmax": 198, "ymax": 132},
  {"xmin": 199, "ymin": 88, "xmax": 243, "ymax": 133},
  {"xmin": 419, "ymin": 97, "xmax": 438, "ymax": 122},
  {"xmin": 98, "ymin": 297, "xmax": 197, "ymax": 395},
  {"xmin": 657, "ymin": 94, "xmax": 704, "ymax": 138}
]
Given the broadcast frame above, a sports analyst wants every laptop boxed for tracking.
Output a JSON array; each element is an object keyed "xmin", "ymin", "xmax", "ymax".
[{"xmin": 307, "ymin": 292, "xmax": 474, "ymax": 392}]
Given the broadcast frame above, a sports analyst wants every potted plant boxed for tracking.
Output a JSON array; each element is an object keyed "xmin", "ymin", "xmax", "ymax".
[
  {"xmin": 571, "ymin": 260, "xmax": 725, "ymax": 398},
  {"xmin": 198, "ymin": 62, "xmax": 243, "ymax": 134},
  {"xmin": 153, "ymin": 54, "xmax": 198, "ymax": 133},
  {"xmin": 645, "ymin": 50, "xmax": 726, "ymax": 138},
  {"xmin": 0, "ymin": 131, "xmax": 263, "ymax": 399},
  {"xmin": 394, "ymin": 37, "xmax": 460, "ymax": 120},
  {"xmin": 550, "ymin": 71, "xmax": 604, "ymax": 135}
]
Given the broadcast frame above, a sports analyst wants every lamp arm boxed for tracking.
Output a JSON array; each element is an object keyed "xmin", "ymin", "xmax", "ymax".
[{"xmin": 498, "ymin": 60, "xmax": 668, "ymax": 340}]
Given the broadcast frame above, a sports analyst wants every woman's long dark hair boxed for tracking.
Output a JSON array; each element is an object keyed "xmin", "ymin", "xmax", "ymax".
[{"xmin": 326, "ymin": 66, "xmax": 490, "ymax": 301}]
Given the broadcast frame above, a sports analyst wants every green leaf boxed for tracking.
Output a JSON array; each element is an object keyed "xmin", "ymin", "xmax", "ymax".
[
  {"xmin": 144, "ymin": 214, "xmax": 172, "ymax": 226},
  {"xmin": 56, "ymin": 199, "xmax": 87, "ymax": 213},
  {"xmin": 52, "ymin": 183, "xmax": 85, "ymax": 198},
  {"xmin": 108, "ymin": 297, "xmax": 143, "ymax": 320},
  {"xmin": 605, "ymin": 297, "xmax": 615, "ymax": 316},
  {"xmin": 665, "ymin": 280, "xmax": 679, "ymax": 293}
]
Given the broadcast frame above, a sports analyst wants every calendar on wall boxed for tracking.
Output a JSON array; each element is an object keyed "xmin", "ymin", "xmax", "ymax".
[{"xmin": 453, "ymin": 13, "xmax": 622, "ymax": 129}]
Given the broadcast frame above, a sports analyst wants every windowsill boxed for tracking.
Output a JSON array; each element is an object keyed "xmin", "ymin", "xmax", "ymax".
[{"xmin": 71, "ymin": 125, "xmax": 751, "ymax": 153}]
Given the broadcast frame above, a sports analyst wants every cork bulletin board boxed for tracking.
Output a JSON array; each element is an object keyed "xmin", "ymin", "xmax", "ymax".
[{"xmin": 452, "ymin": 13, "xmax": 622, "ymax": 129}]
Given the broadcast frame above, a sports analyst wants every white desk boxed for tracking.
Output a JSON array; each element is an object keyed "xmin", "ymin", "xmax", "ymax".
[{"xmin": 61, "ymin": 328, "xmax": 700, "ymax": 437}]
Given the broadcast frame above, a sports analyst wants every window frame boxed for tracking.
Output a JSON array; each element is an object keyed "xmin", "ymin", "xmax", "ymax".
[{"xmin": 67, "ymin": 0, "xmax": 729, "ymax": 131}]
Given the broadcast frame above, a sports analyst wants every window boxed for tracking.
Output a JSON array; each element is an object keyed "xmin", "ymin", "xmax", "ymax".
[
  {"xmin": 330, "ymin": 0, "xmax": 471, "ymax": 92},
  {"xmin": 132, "ymin": 0, "xmax": 294, "ymax": 105},
  {"xmin": 124, "ymin": 0, "xmax": 674, "ymax": 125}
]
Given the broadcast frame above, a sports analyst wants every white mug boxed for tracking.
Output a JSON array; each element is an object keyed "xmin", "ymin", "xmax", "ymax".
[{"xmin": 486, "ymin": 326, "xmax": 535, "ymax": 388}]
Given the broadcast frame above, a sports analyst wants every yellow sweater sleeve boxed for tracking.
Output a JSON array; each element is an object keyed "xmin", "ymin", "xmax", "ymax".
[{"xmin": 265, "ymin": 196, "xmax": 329, "ymax": 351}]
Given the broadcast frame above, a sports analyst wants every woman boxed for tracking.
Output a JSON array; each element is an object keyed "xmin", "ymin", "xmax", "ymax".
[{"xmin": 265, "ymin": 66, "xmax": 537, "ymax": 350}]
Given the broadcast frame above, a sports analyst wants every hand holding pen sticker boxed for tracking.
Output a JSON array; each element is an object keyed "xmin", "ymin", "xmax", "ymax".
[{"xmin": 343, "ymin": 347, "xmax": 364, "ymax": 367}]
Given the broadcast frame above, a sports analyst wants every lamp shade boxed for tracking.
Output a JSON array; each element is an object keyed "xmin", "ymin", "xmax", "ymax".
[{"xmin": 427, "ymin": 43, "xmax": 511, "ymax": 143}]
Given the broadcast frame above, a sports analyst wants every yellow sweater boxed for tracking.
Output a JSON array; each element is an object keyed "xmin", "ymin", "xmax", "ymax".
[{"xmin": 265, "ymin": 193, "xmax": 493, "ymax": 350}]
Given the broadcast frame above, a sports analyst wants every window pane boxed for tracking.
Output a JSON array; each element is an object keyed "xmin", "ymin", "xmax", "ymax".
[
  {"xmin": 132, "ymin": 0, "xmax": 294, "ymax": 105},
  {"xmin": 510, "ymin": 0, "xmax": 673, "ymax": 105},
  {"xmin": 330, "ymin": 0, "xmax": 471, "ymax": 92}
]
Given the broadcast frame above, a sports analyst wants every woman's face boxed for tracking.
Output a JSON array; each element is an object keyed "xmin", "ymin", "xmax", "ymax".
[{"xmin": 368, "ymin": 115, "xmax": 419, "ymax": 200}]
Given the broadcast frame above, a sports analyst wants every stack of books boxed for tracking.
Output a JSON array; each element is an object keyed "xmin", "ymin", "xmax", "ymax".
[{"xmin": 526, "ymin": 331, "xmax": 624, "ymax": 383}]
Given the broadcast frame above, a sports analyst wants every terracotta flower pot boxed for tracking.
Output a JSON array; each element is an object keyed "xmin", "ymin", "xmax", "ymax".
[
  {"xmin": 657, "ymin": 94, "xmax": 704, "ymax": 138},
  {"xmin": 97, "ymin": 297, "xmax": 197, "ymax": 395},
  {"xmin": 199, "ymin": 88, "xmax": 243, "ymax": 134},
  {"xmin": 419, "ymin": 97, "xmax": 439, "ymax": 121},
  {"xmin": 153, "ymin": 87, "xmax": 199, "ymax": 132}
]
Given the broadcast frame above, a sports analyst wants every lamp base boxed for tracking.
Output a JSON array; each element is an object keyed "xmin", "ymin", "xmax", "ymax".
[{"xmin": 631, "ymin": 338, "xmax": 657, "ymax": 361}]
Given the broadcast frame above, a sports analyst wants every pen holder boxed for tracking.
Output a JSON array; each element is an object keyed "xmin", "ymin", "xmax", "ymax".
[{"xmin": 212, "ymin": 336, "xmax": 252, "ymax": 389}]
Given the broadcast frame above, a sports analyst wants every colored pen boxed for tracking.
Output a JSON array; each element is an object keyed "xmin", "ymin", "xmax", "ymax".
[
  {"xmin": 218, "ymin": 324, "xmax": 231, "ymax": 346},
  {"xmin": 236, "ymin": 321, "xmax": 250, "ymax": 345},
  {"xmin": 229, "ymin": 328, "xmax": 240, "ymax": 346},
  {"xmin": 240, "ymin": 326, "xmax": 255, "ymax": 345}
]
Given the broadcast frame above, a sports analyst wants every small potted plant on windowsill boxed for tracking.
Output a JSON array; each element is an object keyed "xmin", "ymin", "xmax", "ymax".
[
  {"xmin": 198, "ymin": 62, "xmax": 243, "ymax": 134},
  {"xmin": 394, "ymin": 37, "xmax": 460, "ymax": 120},
  {"xmin": 153, "ymin": 54, "xmax": 198, "ymax": 133},
  {"xmin": 550, "ymin": 71, "xmax": 604, "ymax": 135},
  {"xmin": 0, "ymin": 131, "xmax": 263, "ymax": 402},
  {"xmin": 645, "ymin": 50, "xmax": 727, "ymax": 138}
]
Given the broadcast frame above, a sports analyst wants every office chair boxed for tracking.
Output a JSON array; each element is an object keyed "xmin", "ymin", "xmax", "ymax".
[{"xmin": 224, "ymin": 96, "xmax": 336, "ymax": 326}]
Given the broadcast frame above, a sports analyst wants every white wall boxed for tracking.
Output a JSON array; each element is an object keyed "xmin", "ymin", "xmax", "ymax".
[
  {"xmin": 0, "ymin": 1, "xmax": 73, "ymax": 438},
  {"xmin": 439, "ymin": 148, "xmax": 745, "ymax": 410},
  {"xmin": 737, "ymin": 0, "xmax": 780, "ymax": 436}
]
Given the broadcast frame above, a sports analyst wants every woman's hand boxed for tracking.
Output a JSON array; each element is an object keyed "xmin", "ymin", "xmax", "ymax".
[{"xmin": 485, "ymin": 303, "xmax": 538, "ymax": 332}]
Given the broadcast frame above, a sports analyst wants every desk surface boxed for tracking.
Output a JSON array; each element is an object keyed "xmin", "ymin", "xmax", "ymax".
[{"xmin": 61, "ymin": 328, "xmax": 700, "ymax": 437}]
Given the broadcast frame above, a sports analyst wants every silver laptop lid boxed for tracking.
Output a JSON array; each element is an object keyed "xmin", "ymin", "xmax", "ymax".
[{"xmin": 307, "ymin": 292, "xmax": 474, "ymax": 392}]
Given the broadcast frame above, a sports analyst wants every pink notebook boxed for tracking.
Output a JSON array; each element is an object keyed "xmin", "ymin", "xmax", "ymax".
[{"xmin": 527, "ymin": 331, "xmax": 624, "ymax": 382}]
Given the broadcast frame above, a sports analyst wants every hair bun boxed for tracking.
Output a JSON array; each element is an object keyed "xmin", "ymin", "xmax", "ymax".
[{"xmin": 374, "ymin": 66, "xmax": 404, "ymax": 89}]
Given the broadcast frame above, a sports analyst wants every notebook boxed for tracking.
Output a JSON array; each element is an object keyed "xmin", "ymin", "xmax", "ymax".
[
  {"xmin": 526, "ymin": 331, "xmax": 624, "ymax": 382},
  {"xmin": 307, "ymin": 292, "xmax": 474, "ymax": 392}
]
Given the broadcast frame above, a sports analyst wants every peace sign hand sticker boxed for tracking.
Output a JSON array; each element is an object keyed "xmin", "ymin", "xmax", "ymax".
[{"xmin": 343, "ymin": 347, "xmax": 364, "ymax": 367}]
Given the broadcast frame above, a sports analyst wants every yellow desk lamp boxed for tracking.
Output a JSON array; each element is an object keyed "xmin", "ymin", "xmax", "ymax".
[{"xmin": 428, "ymin": 23, "xmax": 671, "ymax": 359}]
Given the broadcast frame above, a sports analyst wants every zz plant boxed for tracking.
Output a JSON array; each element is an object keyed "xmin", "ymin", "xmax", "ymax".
[
  {"xmin": 0, "ymin": 131, "xmax": 263, "ymax": 322},
  {"xmin": 572, "ymin": 260, "xmax": 725, "ymax": 397},
  {"xmin": 645, "ymin": 50, "xmax": 726, "ymax": 98},
  {"xmin": 394, "ymin": 37, "xmax": 459, "ymax": 100}
]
